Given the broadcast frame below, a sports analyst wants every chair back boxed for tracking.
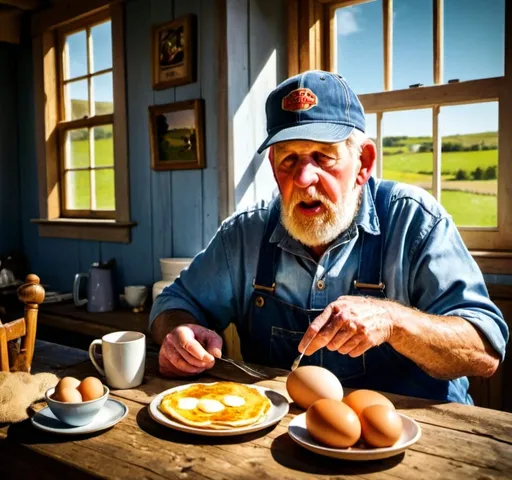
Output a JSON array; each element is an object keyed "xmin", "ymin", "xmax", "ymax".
[{"xmin": 0, "ymin": 274, "xmax": 45, "ymax": 372}]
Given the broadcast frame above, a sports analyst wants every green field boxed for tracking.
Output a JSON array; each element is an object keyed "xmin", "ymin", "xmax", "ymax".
[{"xmin": 381, "ymin": 133, "xmax": 498, "ymax": 226}]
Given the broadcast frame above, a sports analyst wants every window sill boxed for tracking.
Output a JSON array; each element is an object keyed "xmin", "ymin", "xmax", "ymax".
[
  {"xmin": 471, "ymin": 250, "xmax": 512, "ymax": 275},
  {"xmin": 32, "ymin": 218, "xmax": 137, "ymax": 243}
]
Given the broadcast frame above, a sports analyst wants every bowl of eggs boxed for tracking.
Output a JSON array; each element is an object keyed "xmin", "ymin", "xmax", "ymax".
[
  {"xmin": 45, "ymin": 376, "xmax": 108, "ymax": 426},
  {"xmin": 286, "ymin": 366, "xmax": 421, "ymax": 460}
]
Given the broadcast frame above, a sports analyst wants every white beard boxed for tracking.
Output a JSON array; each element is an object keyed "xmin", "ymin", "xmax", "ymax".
[{"xmin": 281, "ymin": 185, "xmax": 362, "ymax": 248}]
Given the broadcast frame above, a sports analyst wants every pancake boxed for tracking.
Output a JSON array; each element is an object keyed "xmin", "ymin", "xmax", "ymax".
[{"xmin": 158, "ymin": 382, "xmax": 272, "ymax": 430}]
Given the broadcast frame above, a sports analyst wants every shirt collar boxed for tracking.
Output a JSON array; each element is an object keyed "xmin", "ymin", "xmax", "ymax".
[{"xmin": 269, "ymin": 179, "xmax": 380, "ymax": 245}]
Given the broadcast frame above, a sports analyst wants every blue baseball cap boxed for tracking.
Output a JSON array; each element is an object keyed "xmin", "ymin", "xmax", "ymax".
[{"xmin": 257, "ymin": 70, "xmax": 366, "ymax": 153}]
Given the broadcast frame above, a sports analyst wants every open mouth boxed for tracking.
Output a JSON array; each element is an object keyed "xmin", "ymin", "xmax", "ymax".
[
  {"xmin": 296, "ymin": 200, "xmax": 324, "ymax": 216},
  {"xmin": 299, "ymin": 200, "xmax": 322, "ymax": 210}
]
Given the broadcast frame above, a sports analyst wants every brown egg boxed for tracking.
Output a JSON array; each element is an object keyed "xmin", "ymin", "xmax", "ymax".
[
  {"xmin": 286, "ymin": 366, "xmax": 343, "ymax": 409},
  {"xmin": 77, "ymin": 377, "xmax": 104, "ymax": 401},
  {"xmin": 359, "ymin": 404, "xmax": 403, "ymax": 447},
  {"xmin": 306, "ymin": 398, "xmax": 361, "ymax": 448},
  {"xmin": 58, "ymin": 387, "xmax": 83, "ymax": 403},
  {"xmin": 56, "ymin": 376, "xmax": 81, "ymax": 391},
  {"xmin": 343, "ymin": 389, "xmax": 395, "ymax": 417}
]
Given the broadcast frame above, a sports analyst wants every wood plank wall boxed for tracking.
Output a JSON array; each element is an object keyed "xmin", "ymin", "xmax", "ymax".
[
  {"xmin": 0, "ymin": 44, "xmax": 21, "ymax": 256},
  {"xmin": 12, "ymin": 0, "xmax": 287, "ymax": 294}
]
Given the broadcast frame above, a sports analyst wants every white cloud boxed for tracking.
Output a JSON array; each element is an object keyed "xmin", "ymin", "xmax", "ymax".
[{"xmin": 337, "ymin": 9, "xmax": 359, "ymax": 36}]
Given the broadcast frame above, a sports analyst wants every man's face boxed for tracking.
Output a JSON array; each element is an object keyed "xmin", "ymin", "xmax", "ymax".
[{"xmin": 272, "ymin": 140, "xmax": 362, "ymax": 248}]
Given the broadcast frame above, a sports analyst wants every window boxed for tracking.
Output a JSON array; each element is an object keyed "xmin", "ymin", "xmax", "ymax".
[
  {"xmin": 288, "ymin": 0, "xmax": 512, "ymax": 257},
  {"xmin": 32, "ymin": 2, "xmax": 133, "ymax": 242},
  {"xmin": 58, "ymin": 13, "xmax": 115, "ymax": 219}
]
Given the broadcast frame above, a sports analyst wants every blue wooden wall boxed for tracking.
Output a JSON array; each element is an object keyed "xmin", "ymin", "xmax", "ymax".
[
  {"xmin": 0, "ymin": 43, "xmax": 20, "ymax": 257},
  {"xmin": 12, "ymin": 0, "xmax": 287, "ymax": 293}
]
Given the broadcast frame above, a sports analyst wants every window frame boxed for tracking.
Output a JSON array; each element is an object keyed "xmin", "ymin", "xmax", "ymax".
[
  {"xmin": 288, "ymin": 0, "xmax": 512, "ymax": 270},
  {"xmin": 31, "ymin": 0, "xmax": 134, "ymax": 242}
]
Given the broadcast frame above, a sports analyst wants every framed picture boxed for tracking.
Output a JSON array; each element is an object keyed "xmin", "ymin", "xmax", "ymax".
[
  {"xmin": 152, "ymin": 14, "xmax": 196, "ymax": 90},
  {"xmin": 149, "ymin": 99, "xmax": 205, "ymax": 171}
]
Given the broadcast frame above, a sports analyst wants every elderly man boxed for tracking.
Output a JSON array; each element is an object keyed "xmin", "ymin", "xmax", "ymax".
[{"xmin": 150, "ymin": 70, "xmax": 508, "ymax": 404}]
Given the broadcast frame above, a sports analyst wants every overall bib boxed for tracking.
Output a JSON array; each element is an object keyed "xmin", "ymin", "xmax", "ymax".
[{"xmin": 237, "ymin": 179, "xmax": 455, "ymax": 401}]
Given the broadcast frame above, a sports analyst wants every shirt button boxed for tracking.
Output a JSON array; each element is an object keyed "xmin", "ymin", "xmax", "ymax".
[{"xmin": 317, "ymin": 280, "xmax": 326, "ymax": 290}]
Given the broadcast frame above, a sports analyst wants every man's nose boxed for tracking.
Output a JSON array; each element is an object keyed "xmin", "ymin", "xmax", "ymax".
[{"xmin": 294, "ymin": 157, "xmax": 319, "ymax": 188}]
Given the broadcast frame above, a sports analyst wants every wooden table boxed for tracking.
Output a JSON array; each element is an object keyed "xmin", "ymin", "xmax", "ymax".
[{"xmin": 1, "ymin": 341, "xmax": 511, "ymax": 479}]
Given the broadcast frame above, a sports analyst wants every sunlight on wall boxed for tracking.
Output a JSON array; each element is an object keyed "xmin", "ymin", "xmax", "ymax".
[{"xmin": 234, "ymin": 50, "xmax": 277, "ymax": 210}]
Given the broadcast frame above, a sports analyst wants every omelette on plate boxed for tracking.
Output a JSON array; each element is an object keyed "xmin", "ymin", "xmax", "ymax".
[{"xmin": 158, "ymin": 382, "xmax": 272, "ymax": 429}]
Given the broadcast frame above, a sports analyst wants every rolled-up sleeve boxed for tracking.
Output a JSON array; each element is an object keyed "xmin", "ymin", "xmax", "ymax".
[
  {"xmin": 149, "ymin": 225, "xmax": 237, "ymax": 332},
  {"xmin": 410, "ymin": 217, "xmax": 509, "ymax": 361}
]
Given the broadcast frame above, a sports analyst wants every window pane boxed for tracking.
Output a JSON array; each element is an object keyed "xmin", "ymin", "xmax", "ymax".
[
  {"xmin": 92, "ymin": 72, "xmax": 113, "ymax": 115},
  {"xmin": 65, "ymin": 129, "xmax": 89, "ymax": 168},
  {"xmin": 94, "ymin": 169, "xmax": 115, "ymax": 210},
  {"xmin": 382, "ymin": 109, "xmax": 433, "ymax": 192},
  {"xmin": 65, "ymin": 79, "xmax": 88, "ymax": 120},
  {"xmin": 444, "ymin": 0, "xmax": 504, "ymax": 82},
  {"xmin": 393, "ymin": 0, "xmax": 432, "ymax": 89},
  {"xmin": 93, "ymin": 126, "xmax": 113, "ymax": 167},
  {"xmin": 66, "ymin": 170, "xmax": 90, "ymax": 210},
  {"xmin": 91, "ymin": 21, "xmax": 112, "ymax": 73},
  {"xmin": 64, "ymin": 30, "xmax": 87, "ymax": 80},
  {"xmin": 335, "ymin": 2, "xmax": 383, "ymax": 94},
  {"xmin": 440, "ymin": 103, "xmax": 498, "ymax": 227}
]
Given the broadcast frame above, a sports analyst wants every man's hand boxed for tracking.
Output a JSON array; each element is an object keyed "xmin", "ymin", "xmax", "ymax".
[
  {"xmin": 298, "ymin": 296, "xmax": 396, "ymax": 358},
  {"xmin": 159, "ymin": 324, "xmax": 223, "ymax": 377}
]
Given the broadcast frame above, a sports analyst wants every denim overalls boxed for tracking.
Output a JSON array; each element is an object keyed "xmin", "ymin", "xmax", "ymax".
[{"xmin": 237, "ymin": 179, "xmax": 463, "ymax": 402}]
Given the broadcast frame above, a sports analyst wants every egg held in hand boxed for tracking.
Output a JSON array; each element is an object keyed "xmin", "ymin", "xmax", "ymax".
[
  {"xmin": 286, "ymin": 366, "xmax": 343, "ymax": 409},
  {"xmin": 306, "ymin": 398, "xmax": 361, "ymax": 448},
  {"xmin": 359, "ymin": 404, "xmax": 403, "ymax": 447},
  {"xmin": 77, "ymin": 377, "xmax": 104, "ymax": 401},
  {"xmin": 343, "ymin": 389, "xmax": 395, "ymax": 417}
]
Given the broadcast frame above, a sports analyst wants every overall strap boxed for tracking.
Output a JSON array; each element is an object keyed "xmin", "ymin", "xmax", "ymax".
[
  {"xmin": 253, "ymin": 199, "xmax": 282, "ymax": 294},
  {"xmin": 354, "ymin": 179, "xmax": 395, "ymax": 296}
]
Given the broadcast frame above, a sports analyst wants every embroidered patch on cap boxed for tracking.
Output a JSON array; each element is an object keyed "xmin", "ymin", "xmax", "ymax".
[{"xmin": 282, "ymin": 88, "xmax": 318, "ymax": 112}]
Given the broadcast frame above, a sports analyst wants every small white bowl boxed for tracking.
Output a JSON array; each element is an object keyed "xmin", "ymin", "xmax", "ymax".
[{"xmin": 45, "ymin": 385, "xmax": 109, "ymax": 426}]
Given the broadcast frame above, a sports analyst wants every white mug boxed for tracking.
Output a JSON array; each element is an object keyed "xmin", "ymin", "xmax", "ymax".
[{"xmin": 89, "ymin": 331, "xmax": 146, "ymax": 389}]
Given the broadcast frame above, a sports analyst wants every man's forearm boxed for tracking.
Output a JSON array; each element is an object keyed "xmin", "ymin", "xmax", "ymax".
[
  {"xmin": 387, "ymin": 302, "xmax": 500, "ymax": 380},
  {"xmin": 151, "ymin": 309, "xmax": 200, "ymax": 345}
]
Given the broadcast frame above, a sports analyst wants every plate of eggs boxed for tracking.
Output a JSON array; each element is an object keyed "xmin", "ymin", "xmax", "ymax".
[{"xmin": 286, "ymin": 366, "xmax": 421, "ymax": 461}]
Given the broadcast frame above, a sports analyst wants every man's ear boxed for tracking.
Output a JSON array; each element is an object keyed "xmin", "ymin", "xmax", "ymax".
[{"xmin": 356, "ymin": 139, "xmax": 376, "ymax": 186}]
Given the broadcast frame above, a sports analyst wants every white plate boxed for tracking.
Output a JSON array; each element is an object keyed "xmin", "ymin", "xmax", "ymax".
[
  {"xmin": 148, "ymin": 382, "xmax": 289, "ymax": 436},
  {"xmin": 31, "ymin": 398, "xmax": 128, "ymax": 435},
  {"xmin": 288, "ymin": 412, "xmax": 421, "ymax": 461}
]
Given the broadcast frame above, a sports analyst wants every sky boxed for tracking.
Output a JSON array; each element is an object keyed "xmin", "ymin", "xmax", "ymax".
[
  {"xmin": 66, "ymin": 20, "xmax": 113, "ymax": 110},
  {"xmin": 336, "ymin": 0, "xmax": 504, "ymax": 137}
]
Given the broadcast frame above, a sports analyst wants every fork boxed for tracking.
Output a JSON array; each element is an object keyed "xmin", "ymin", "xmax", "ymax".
[
  {"xmin": 217, "ymin": 355, "xmax": 270, "ymax": 379},
  {"xmin": 291, "ymin": 335, "xmax": 316, "ymax": 371}
]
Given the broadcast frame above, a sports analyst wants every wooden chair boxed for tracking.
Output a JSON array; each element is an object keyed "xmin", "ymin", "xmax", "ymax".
[{"xmin": 0, "ymin": 274, "xmax": 45, "ymax": 372}]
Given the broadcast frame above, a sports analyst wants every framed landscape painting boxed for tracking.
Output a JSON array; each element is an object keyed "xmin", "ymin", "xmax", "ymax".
[
  {"xmin": 149, "ymin": 99, "xmax": 205, "ymax": 171},
  {"xmin": 152, "ymin": 14, "xmax": 196, "ymax": 90}
]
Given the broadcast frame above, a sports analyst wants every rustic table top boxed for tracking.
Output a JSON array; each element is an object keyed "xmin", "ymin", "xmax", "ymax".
[{"xmin": 1, "ymin": 340, "xmax": 511, "ymax": 479}]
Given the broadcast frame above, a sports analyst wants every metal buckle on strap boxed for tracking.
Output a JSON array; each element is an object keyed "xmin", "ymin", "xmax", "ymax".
[
  {"xmin": 353, "ymin": 280, "xmax": 386, "ymax": 290},
  {"xmin": 252, "ymin": 280, "xmax": 276, "ymax": 293}
]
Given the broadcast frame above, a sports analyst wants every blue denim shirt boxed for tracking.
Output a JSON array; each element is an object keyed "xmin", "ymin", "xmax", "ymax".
[{"xmin": 151, "ymin": 181, "xmax": 508, "ymax": 402}]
